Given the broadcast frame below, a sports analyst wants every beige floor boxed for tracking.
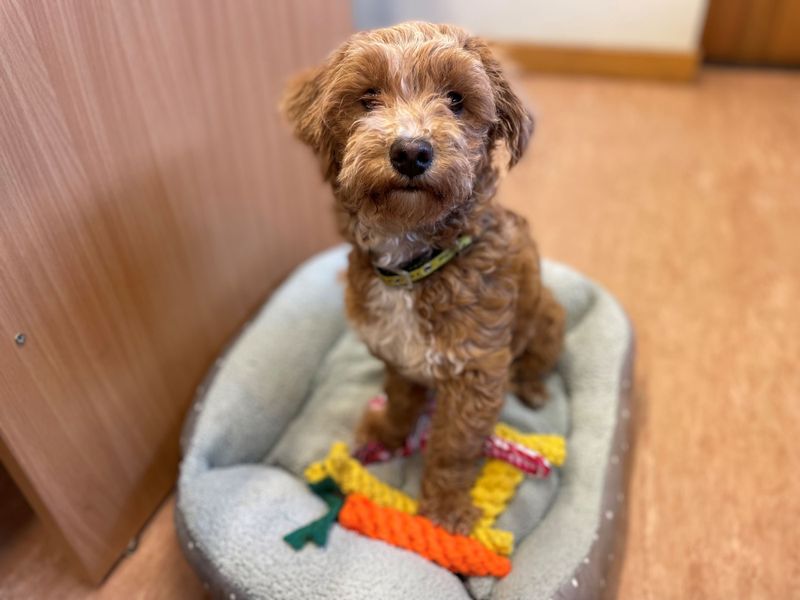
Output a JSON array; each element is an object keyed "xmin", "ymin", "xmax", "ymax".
[
  {"xmin": 2, "ymin": 67, "xmax": 799, "ymax": 599},
  {"xmin": 508, "ymin": 67, "xmax": 800, "ymax": 599}
]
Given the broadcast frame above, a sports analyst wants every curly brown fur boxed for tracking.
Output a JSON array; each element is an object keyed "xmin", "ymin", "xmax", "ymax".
[{"xmin": 284, "ymin": 22, "xmax": 565, "ymax": 534}]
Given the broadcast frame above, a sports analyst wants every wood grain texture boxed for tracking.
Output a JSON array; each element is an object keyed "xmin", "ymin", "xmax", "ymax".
[
  {"xmin": 0, "ymin": 0, "xmax": 348, "ymax": 582},
  {"xmin": 493, "ymin": 42, "xmax": 699, "ymax": 81},
  {"xmin": 766, "ymin": 1, "xmax": 800, "ymax": 63},
  {"xmin": 0, "ymin": 468, "xmax": 203, "ymax": 600},
  {"xmin": 703, "ymin": 0, "xmax": 800, "ymax": 65}
]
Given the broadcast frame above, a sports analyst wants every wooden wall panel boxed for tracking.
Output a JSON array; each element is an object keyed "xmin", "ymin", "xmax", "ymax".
[
  {"xmin": 493, "ymin": 43, "xmax": 699, "ymax": 81},
  {"xmin": 767, "ymin": 1, "xmax": 800, "ymax": 63},
  {"xmin": 0, "ymin": 0, "xmax": 349, "ymax": 582},
  {"xmin": 703, "ymin": 0, "xmax": 800, "ymax": 65}
]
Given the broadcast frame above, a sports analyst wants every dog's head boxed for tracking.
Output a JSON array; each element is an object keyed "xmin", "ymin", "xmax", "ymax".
[{"xmin": 283, "ymin": 22, "xmax": 533, "ymax": 240}]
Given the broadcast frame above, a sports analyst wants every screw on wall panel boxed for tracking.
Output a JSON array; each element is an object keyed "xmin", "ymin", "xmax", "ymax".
[
  {"xmin": 14, "ymin": 333, "xmax": 26, "ymax": 346},
  {"xmin": 126, "ymin": 537, "xmax": 139, "ymax": 555}
]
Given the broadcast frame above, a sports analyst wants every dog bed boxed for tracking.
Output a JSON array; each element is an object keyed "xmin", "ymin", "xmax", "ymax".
[{"xmin": 175, "ymin": 245, "xmax": 635, "ymax": 600}]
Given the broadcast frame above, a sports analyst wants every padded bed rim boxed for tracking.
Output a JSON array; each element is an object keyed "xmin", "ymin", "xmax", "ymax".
[{"xmin": 174, "ymin": 254, "xmax": 636, "ymax": 600}]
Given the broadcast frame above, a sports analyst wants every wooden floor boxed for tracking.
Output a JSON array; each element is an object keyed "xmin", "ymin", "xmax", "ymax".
[
  {"xmin": 2, "ymin": 67, "xmax": 799, "ymax": 598},
  {"xmin": 507, "ymin": 67, "xmax": 800, "ymax": 599}
]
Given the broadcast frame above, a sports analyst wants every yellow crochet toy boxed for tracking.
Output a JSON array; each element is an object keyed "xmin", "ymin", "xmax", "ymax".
[{"xmin": 284, "ymin": 409, "xmax": 566, "ymax": 579}]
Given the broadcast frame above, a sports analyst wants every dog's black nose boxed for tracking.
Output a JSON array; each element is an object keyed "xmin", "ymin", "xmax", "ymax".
[{"xmin": 389, "ymin": 138, "xmax": 433, "ymax": 178}]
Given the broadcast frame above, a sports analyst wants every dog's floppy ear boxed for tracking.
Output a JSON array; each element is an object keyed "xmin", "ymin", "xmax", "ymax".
[
  {"xmin": 282, "ymin": 56, "xmax": 341, "ymax": 181},
  {"xmin": 465, "ymin": 37, "xmax": 534, "ymax": 167}
]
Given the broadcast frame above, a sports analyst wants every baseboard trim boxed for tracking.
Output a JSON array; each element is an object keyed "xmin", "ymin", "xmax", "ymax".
[{"xmin": 492, "ymin": 42, "xmax": 699, "ymax": 81}]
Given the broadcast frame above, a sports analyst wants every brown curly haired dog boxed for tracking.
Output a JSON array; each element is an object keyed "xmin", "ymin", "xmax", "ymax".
[{"xmin": 284, "ymin": 22, "xmax": 565, "ymax": 534}]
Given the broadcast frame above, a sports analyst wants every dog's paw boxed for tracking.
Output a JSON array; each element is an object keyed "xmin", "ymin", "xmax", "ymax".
[
  {"xmin": 354, "ymin": 407, "xmax": 407, "ymax": 450},
  {"xmin": 418, "ymin": 495, "xmax": 482, "ymax": 536},
  {"xmin": 514, "ymin": 379, "xmax": 550, "ymax": 409}
]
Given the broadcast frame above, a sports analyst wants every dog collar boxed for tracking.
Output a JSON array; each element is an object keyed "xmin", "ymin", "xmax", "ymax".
[{"xmin": 374, "ymin": 235, "xmax": 474, "ymax": 288}]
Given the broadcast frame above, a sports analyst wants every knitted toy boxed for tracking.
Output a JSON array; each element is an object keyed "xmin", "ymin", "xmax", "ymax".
[{"xmin": 284, "ymin": 396, "xmax": 566, "ymax": 578}]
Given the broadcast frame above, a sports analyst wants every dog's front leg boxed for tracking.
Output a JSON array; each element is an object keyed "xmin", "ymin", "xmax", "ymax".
[
  {"xmin": 418, "ymin": 350, "xmax": 510, "ymax": 535},
  {"xmin": 356, "ymin": 365, "xmax": 427, "ymax": 450}
]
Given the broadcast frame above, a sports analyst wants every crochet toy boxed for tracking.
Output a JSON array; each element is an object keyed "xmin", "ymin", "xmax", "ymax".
[{"xmin": 284, "ymin": 395, "xmax": 566, "ymax": 578}]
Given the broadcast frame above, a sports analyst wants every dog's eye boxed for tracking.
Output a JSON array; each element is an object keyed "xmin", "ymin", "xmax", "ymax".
[
  {"xmin": 446, "ymin": 91, "xmax": 464, "ymax": 114},
  {"xmin": 361, "ymin": 88, "xmax": 380, "ymax": 111}
]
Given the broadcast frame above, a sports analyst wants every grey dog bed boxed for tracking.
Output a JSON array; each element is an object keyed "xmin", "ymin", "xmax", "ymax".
[{"xmin": 176, "ymin": 245, "xmax": 634, "ymax": 600}]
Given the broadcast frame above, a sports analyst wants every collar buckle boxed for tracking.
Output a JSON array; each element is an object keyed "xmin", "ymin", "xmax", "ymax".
[{"xmin": 398, "ymin": 270, "xmax": 414, "ymax": 289}]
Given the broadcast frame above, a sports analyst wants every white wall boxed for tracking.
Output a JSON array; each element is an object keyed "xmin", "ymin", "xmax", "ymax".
[{"xmin": 354, "ymin": 0, "xmax": 709, "ymax": 53}]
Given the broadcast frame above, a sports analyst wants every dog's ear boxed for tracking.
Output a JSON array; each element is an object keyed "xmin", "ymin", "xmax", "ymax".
[
  {"xmin": 282, "ymin": 57, "xmax": 341, "ymax": 180},
  {"xmin": 465, "ymin": 37, "xmax": 534, "ymax": 167}
]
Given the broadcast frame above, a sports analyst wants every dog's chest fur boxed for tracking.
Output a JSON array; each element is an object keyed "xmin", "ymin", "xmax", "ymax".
[
  {"xmin": 357, "ymin": 279, "xmax": 435, "ymax": 384},
  {"xmin": 346, "ymin": 214, "xmax": 522, "ymax": 384}
]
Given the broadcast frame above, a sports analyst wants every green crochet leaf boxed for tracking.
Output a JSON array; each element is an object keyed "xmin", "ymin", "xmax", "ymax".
[{"xmin": 283, "ymin": 477, "xmax": 344, "ymax": 550}]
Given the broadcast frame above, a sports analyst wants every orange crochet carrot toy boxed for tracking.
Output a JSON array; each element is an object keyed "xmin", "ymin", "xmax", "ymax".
[
  {"xmin": 283, "ymin": 415, "xmax": 567, "ymax": 579},
  {"xmin": 339, "ymin": 494, "xmax": 511, "ymax": 578}
]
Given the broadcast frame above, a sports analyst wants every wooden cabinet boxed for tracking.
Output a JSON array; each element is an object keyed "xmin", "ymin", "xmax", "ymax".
[
  {"xmin": 0, "ymin": 0, "xmax": 349, "ymax": 582},
  {"xmin": 704, "ymin": 0, "xmax": 800, "ymax": 65}
]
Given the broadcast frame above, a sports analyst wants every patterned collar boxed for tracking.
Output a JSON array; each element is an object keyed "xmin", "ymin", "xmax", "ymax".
[{"xmin": 374, "ymin": 235, "xmax": 474, "ymax": 288}]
